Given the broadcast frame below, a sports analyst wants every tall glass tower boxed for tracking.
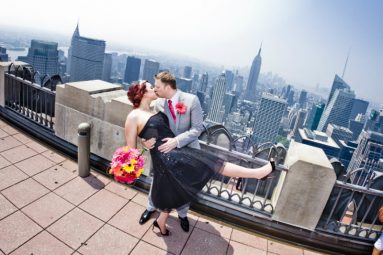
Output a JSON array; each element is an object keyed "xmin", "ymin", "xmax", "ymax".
[
  {"xmin": 350, "ymin": 98, "xmax": 369, "ymax": 120},
  {"xmin": 124, "ymin": 56, "xmax": 141, "ymax": 84},
  {"xmin": 206, "ymin": 73, "xmax": 226, "ymax": 124},
  {"xmin": 199, "ymin": 72, "xmax": 209, "ymax": 93},
  {"xmin": 305, "ymin": 103, "xmax": 325, "ymax": 130},
  {"xmin": 22, "ymin": 40, "xmax": 59, "ymax": 78},
  {"xmin": 245, "ymin": 44, "xmax": 262, "ymax": 102},
  {"xmin": 317, "ymin": 88, "xmax": 355, "ymax": 132},
  {"xmin": 326, "ymin": 74, "xmax": 350, "ymax": 107},
  {"xmin": 142, "ymin": 59, "xmax": 160, "ymax": 85},
  {"xmin": 252, "ymin": 93, "xmax": 287, "ymax": 144},
  {"xmin": 68, "ymin": 24, "xmax": 106, "ymax": 82}
]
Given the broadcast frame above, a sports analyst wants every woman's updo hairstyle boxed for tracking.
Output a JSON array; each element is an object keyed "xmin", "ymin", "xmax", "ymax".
[{"xmin": 127, "ymin": 82, "xmax": 147, "ymax": 108}]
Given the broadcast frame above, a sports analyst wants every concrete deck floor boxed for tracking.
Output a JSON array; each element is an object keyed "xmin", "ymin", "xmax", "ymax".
[{"xmin": 0, "ymin": 118, "xmax": 327, "ymax": 255}]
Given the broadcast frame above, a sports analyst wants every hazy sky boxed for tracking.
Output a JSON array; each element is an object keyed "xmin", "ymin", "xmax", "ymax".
[{"xmin": 1, "ymin": 0, "xmax": 382, "ymax": 103}]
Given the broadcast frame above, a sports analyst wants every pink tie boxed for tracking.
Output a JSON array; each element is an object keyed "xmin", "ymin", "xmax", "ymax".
[{"xmin": 168, "ymin": 99, "xmax": 176, "ymax": 123}]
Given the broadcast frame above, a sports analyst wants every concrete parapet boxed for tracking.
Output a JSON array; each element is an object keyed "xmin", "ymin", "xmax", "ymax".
[
  {"xmin": 55, "ymin": 80, "xmax": 152, "ymax": 176},
  {"xmin": 56, "ymin": 80, "xmax": 127, "ymax": 120},
  {"xmin": 271, "ymin": 140, "xmax": 336, "ymax": 230}
]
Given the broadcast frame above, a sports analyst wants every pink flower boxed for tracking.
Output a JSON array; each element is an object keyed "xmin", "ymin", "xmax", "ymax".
[{"xmin": 175, "ymin": 102, "xmax": 187, "ymax": 114}]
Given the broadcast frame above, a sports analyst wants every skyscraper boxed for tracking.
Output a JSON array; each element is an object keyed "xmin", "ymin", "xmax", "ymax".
[
  {"xmin": 365, "ymin": 109, "xmax": 383, "ymax": 133},
  {"xmin": 350, "ymin": 98, "xmax": 369, "ymax": 121},
  {"xmin": 0, "ymin": 46, "xmax": 8, "ymax": 62},
  {"xmin": 224, "ymin": 70, "xmax": 234, "ymax": 91},
  {"xmin": 326, "ymin": 74, "xmax": 350, "ymax": 107},
  {"xmin": 252, "ymin": 93, "xmax": 287, "ymax": 144},
  {"xmin": 102, "ymin": 53, "xmax": 112, "ymax": 82},
  {"xmin": 196, "ymin": 91, "xmax": 207, "ymax": 114},
  {"xmin": 124, "ymin": 56, "xmax": 141, "ymax": 84},
  {"xmin": 176, "ymin": 77, "xmax": 192, "ymax": 92},
  {"xmin": 292, "ymin": 109, "xmax": 307, "ymax": 138},
  {"xmin": 298, "ymin": 90, "xmax": 308, "ymax": 108},
  {"xmin": 283, "ymin": 84, "xmax": 292, "ymax": 99},
  {"xmin": 233, "ymin": 75, "xmax": 244, "ymax": 93},
  {"xmin": 199, "ymin": 72, "xmax": 208, "ymax": 92},
  {"xmin": 206, "ymin": 73, "xmax": 226, "ymax": 124},
  {"xmin": 305, "ymin": 103, "xmax": 325, "ymax": 130},
  {"xmin": 142, "ymin": 59, "xmax": 160, "ymax": 85},
  {"xmin": 349, "ymin": 118, "xmax": 365, "ymax": 141},
  {"xmin": 325, "ymin": 124, "xmax": 353, "ymax": 146},
  {"xmin": 223, "ymin": 92, "xmax": 237, "ymax": 115},
  {"xmin": 317, "ymin": 88, "xmax": 355, "ymax": 132},
  {"xmin": 68, "ymin": 24, "xmax": 106, "ymax": 82},
  {"xmin": 347, "ymin": 131, "xmax": 383, "ymax": 172},
  {"xmin": 183, "ymin": 66, "xmax": 192, "ymax": 79},
  {"xmin": 245, "ymin": 45, "xmax": 262, "ymax": 102},
  {"xmin": 192, "ymin": 73, "xmax": 199, "ymax": 91},
  {"xmin": 21, "ymin": 39, "xmax": 59, "ymax": 78},
  {"xmin": 287, "ymin": 90, "xmax": 295, "ymax": 106}
]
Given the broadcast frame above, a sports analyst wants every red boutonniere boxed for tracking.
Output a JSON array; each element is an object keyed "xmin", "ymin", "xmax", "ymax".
[{"xmin": 175, "ymin": 102, "xmax": 187, "ymax": 114}]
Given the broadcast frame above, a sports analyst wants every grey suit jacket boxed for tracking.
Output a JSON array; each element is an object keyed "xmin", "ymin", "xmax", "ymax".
[{"xmin": 154, "ymin": 91, "xmax": 204, "ymax": 149}]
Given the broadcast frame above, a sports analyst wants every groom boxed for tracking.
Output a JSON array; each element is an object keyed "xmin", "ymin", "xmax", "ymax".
[{"xmin": 139, "ymin": 71, "xmax": 204, "ymax": 232}]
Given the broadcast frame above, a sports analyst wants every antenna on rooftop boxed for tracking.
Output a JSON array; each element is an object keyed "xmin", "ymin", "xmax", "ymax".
[{"xmin": 342, "ymin": 48, "xmax": 351, "ymax": 79}]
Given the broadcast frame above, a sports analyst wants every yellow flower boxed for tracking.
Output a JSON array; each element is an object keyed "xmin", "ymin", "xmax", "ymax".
[
  {"xmin": 122, "ymin": 164, "xmax": 134, "ymax": 173},
  {"xmin": 122, "ymin": 159, "xmax": 138, "ymax": 173},
  {"xmin": 136, "ymin": 168, "xmax": 144, "ymax": 177}
]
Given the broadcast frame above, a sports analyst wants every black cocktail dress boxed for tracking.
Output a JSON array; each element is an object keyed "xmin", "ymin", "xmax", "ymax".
[{"xmin": 138, "ymin": 111, "xmax": 225, "ymax": 212}]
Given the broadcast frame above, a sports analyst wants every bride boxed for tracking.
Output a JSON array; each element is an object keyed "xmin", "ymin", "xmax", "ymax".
[{"xmin": 125, "ymin": 81, "xmax": 275, "ymax": 236}]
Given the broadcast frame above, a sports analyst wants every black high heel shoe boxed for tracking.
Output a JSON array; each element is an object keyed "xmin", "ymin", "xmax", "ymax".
[
  {"xmin": 152, "ymin": 220, "xmax": 170, "ymax": 236},
  {"xmin": 260, "ymin": 159, "xmax": 276, "ymax": 181}
]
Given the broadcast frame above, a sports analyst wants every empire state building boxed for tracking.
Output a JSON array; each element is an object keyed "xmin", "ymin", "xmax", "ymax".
[{"xmin": 245, "ymin": 45, "xmax": 262, "ymax": 102}]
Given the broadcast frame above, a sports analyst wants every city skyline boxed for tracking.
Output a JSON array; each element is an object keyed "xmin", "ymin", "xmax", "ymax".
[{"xmin": 0, "ymin": 0, "xmax": 382, "ymax": 103}]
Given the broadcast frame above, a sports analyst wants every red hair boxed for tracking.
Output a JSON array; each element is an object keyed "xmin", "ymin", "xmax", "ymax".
[{"xmin": 127, "ymin": 82, "xmax": 147, "ymax": 108}]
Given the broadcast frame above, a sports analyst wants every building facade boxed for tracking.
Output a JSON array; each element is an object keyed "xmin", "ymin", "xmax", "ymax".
[
  {"xmin": 142, "ymin": 59, "xmax": 160, "ymax": 85},
  {"xmin": 295, "ymin": 128, "xmax": 340, "ymax": 159},
  {"xmin": 21, "ymin": 40, "xmax": 59, "ymax": 78},
  {"xmin": 0, "ymin": 47, "xmax": 9, "ymax": 62},
  {"xmin": 326, "ymin": 124, "xmax": 353, "ymax": 146},
  {"xmin": 245, "ymin": 45, "xmax": 262, "ymax": 102},
  {"xmin": 68, "ymin": 24, "xmax": 106, "ymax": 82},
  {"xmin": 350, "ymin": 98, "xmax": 369, "ymax": 121},
  {"xmin": 252, "ymin": 93, "xmax": 287, "ymax": 144},
  {"xmin": 199, "ymin": 72, "xmax": 209, "ymax": 93},
  {"xmin": 347, "ymin": 131, "xmax": 383, "ymax": 172},
  {"xmin": 298, "ymin": 90, "xmax": 308, "ymax": 108},
  {"xmin": 102, "ymin": 53, "xmax": 112, "ymax": 82},
  {"xmin": 176, "ymin": 77, "xmax": 193, "ymax": 92},
  {"xmin": 305, "ymin": 103, "xmax": 325, "ymax": 130},
  {"xmin": 206, "ymin": 73, "xmax": 226, "ymax": 124},
  {"xmin": 317, "ymin": 89, "xmax": 355, "ymax": 131},
  {"xmin": 183, "ymin": 66, "xmax": 192, "ymax": 79},
  {"xmin": 326, "ymin": 74, "xmax": 350, "ymax": 107},
  {"xmin": 124, "ymin": 56, "xmax": 141, "ymax": 84}
]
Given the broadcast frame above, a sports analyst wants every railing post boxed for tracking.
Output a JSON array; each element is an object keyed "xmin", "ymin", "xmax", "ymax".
[{"xmin": 78, "ymin": 122, "xmax": 91, "ymax": 177}]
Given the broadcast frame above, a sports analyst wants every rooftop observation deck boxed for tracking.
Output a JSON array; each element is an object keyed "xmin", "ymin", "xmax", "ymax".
[
  {"xmin": 0, "ymin": 118, "xmax": 323, "ymax": 255},
  {"xmin": 0, "ymin": 62, "xmax": 382, "ymax": 254}
]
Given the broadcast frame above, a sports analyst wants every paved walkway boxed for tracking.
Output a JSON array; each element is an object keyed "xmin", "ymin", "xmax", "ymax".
[{"xmin": 0, "ymin": 118, "xmax": 327, "ymax": 255}]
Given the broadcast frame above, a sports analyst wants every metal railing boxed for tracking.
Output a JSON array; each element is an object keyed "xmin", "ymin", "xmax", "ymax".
[
  {"xmin": 199, "ymin": 141, "xmax": 287, "ymax": 216},
  {"xmin": 4, "ymin": 64, "xmax": 58, "ymax": 131},
  {"xmin": 317, "ymin": 166, "xmax": 383, "ymax": 241}
]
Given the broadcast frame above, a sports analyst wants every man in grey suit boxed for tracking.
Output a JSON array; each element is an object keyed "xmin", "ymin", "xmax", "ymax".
[{"xmin": 139, "ymin": 71, "xmax": 204, "ymax": 232}]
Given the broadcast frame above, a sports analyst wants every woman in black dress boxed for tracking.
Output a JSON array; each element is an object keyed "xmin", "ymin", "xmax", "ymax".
[{"xmin": 125, "ymin": 82, "xmax": 275, "ymax": 236}]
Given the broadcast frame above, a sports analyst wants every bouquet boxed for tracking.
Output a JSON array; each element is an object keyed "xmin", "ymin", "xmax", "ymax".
[{"xmin": 109, "ymin": 147, "xmax": 145, "ymax": 184}]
